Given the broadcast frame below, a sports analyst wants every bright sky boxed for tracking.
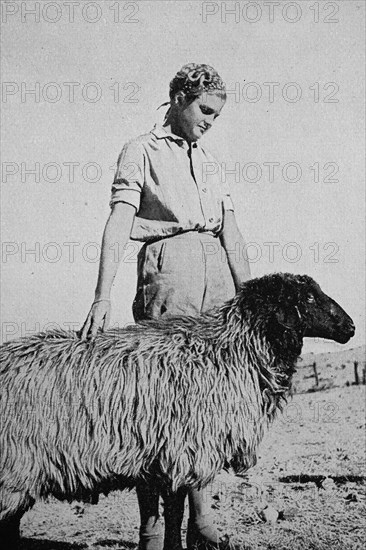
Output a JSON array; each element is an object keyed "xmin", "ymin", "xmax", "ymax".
[{"xmin": 1, "ymin": 0, "xmax": 365, "ymax": 353}]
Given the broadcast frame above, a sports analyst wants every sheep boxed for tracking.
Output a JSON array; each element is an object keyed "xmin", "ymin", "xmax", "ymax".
[{"xmin": 0, "ymin": 273, "xmax": 355, "ymax": 548}]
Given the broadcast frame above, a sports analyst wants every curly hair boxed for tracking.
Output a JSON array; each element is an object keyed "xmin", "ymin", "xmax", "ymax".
[{"xmin": 169, "ymin": 63, "xmax": 226, "ymax": 101}]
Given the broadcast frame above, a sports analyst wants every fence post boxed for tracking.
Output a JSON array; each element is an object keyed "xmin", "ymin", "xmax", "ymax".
[{"xmin": 313, "ymin": 362, "xmax": 319, "ymax": 386}]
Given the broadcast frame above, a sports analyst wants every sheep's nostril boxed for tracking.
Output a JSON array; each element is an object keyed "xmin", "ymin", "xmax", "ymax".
[{"xmin": 346, "ymin": 321, "xmax": 355, "ymax": 334}]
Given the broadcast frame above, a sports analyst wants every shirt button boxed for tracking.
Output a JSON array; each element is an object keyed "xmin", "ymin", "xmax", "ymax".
[
  {"xmin": 202, "ymin": 188, "xmax": 207, "ymax": 193},
  {"xmin": 209, "ymin": 217, "xmax": 214, "ymax": 223}
]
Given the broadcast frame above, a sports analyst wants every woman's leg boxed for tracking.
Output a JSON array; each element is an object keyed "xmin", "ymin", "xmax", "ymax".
[
  {"xmin": 187, "ymin": 487, "xmax": 220, "ymax": 546},
  {"xmin": 186, "ymin": 237, "xmax": 235, "ymax": 549},
  {"xmin": 133, "ymin": 235, "xmax": 233, "ymax": 549},
  {"xmin": 136, "ymin": 481, "xmax": 163, "ymax": 550},
  {"xmin": 134, "ymin": 237, "xmax": 203, "ymax": 548}
]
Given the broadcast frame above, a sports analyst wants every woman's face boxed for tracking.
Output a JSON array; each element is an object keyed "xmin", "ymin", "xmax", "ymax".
[{"xmin": 175, "ymin": 92, "xmax": 226, "ymax": 142}]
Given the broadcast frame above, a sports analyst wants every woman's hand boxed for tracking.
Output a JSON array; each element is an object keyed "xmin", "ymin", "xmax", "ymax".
[
  {"xmin": 80, "ymin": 300, "xmax": 111, "ymax": 340},
  {"xmin": 79, "ymin": 202, "xmax": 136, "ymax": 341}
]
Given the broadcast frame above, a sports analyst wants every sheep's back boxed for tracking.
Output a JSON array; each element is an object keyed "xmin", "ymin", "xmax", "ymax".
[{"xmin": 0, "ymin": 327, "xmax": 267, "ymax": 490}]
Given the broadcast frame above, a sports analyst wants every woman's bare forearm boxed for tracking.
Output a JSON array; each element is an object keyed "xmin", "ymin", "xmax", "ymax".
[
  {"xmin": 94, "ymin": 202, "xmax": 136, "ymax": 301},
  {"xmin": 220, "ymin": 209, "xmax": 251, "ymax": 290}
]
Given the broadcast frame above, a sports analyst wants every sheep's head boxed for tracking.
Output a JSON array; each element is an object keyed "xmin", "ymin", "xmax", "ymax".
[
  {"xmin": 294, "ymin": 275, "xmax": 355, "ymax": 344},
  {"xmin": 236, "ymin": 273, "xmax": 355, "ymax": 353}
]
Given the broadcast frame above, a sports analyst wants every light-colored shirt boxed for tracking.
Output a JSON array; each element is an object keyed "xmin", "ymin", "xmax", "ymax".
[{"xmin": 110, "ymin": 124, "xmax": 234, "ymax": 242}]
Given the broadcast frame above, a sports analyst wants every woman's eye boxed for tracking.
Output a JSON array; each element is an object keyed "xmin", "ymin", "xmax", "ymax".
[{"xmin": 307, "ymin": 294, "xmax": 315, "ymax": 303}]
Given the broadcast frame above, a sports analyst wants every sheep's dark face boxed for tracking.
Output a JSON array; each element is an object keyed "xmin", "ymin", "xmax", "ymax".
[
  {"xmin": 239, "ymin": 273, "xmax": 355, "ymax": 346},
  {"xmin": 295, "ymin": 277, "xmax": 355, "ymax": 344}
]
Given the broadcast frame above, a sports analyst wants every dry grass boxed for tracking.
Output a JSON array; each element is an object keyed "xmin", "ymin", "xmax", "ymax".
[{"xmin": 20, "ymin": 385, "xmax": 365, "ymax": 550}]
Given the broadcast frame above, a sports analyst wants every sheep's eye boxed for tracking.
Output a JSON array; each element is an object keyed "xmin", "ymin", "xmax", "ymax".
[{"xmin": 307, "ymin": 294, "xmax": 315, "ymax": 303}]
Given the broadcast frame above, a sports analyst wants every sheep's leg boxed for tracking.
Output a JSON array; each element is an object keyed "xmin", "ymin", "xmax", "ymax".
[
  {"xmin": 0, "ymin": 511, "xmax": 23, "ymax": 549},
  {"xmin": 136, "ymin": 480, "xmax": 163, "ymax": 550},
  {"xmin": 161, "ymin": 487, "xmax": 186, "ymax": 550},
  {"xmin": 0, "ymin": 489, "xmax": 33, "ymax": 549}
]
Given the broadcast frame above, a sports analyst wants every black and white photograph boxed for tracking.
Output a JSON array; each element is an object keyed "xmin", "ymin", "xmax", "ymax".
[{"xmin": 1, "ymin": 1, "xmax": 365, "ymax": 548}]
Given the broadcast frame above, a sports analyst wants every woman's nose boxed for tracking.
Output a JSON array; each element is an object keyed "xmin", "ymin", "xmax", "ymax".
[{"xmin": 205, "ymin": 115, "xmax": 215, "ymax": 127}]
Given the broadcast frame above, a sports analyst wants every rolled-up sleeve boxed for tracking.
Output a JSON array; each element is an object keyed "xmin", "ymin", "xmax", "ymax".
[
  {"xmin": 222, "ymin": 181, "xmax": 235, "ymax": 211},
  {"xmin": 110, "ymin": 140, "xmax": 145, "ymax": 210}
]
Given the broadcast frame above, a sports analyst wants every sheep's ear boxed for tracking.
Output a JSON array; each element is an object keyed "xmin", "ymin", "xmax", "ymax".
[{"xmin": 275, "ymin": 306, "xmax": 302, "ymax": 329}]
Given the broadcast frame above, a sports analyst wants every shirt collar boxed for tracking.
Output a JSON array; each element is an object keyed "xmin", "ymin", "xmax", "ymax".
[{"xmin": 151, "ymin": 124, "xmax": 198, "ymax": 148}]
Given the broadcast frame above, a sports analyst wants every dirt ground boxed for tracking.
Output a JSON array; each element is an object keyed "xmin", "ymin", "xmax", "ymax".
[{"xmin": 18, "ymin": 384, "xmax": 365, "ymax": 550}]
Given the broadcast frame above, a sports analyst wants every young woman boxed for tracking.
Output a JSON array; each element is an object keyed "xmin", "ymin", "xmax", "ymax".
[{"xmin": 81, "ymin": 63, "xmax": 251, "ymax": 550}]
